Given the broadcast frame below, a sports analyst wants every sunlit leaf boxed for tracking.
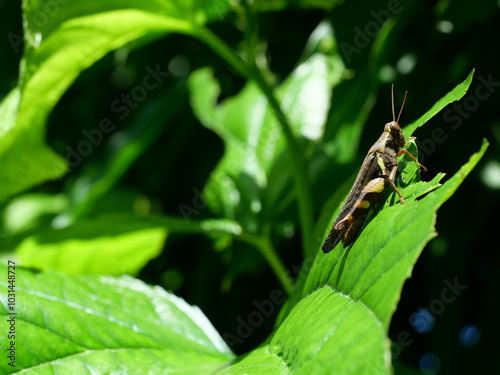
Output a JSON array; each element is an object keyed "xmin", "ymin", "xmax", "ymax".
[
  {"xmin": 0, "ymin": 267, "xmax": 233, "ymax": 374},
  {"xmin": 0, "ymin": 0, "xmax": 219, "ymax": 202}
]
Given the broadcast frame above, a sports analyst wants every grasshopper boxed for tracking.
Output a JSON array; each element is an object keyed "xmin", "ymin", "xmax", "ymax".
[{"xmin": 322, "ymin": 87, "xmax": 426, "ymax": 253}]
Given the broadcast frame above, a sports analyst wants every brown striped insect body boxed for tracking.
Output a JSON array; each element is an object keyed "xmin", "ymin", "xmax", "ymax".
[{"xmin": 322, "ymin": 87, "xmax": 426, "ymax": 253}]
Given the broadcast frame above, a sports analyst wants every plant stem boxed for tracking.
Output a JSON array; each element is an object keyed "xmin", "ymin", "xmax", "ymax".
[
  {"xmin": 195, "ymin": 25, "xmax": 253, "ymax": 79},
  {"xmin": 166, "ymin": 216, "xmax": 294, "ymax": 294},
  {"xmin": 240, "ymin": 232, "xmax": 294, "ymax": 295},
  {"xmin": 250, "ymin": 69, "xmax": 314, "ymax": 256},
  {"xmin": 195, "ymin": 26, "xmax": 314, "ymax": 257}
]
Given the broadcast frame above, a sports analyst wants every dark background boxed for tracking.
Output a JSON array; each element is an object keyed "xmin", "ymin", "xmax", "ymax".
[{"xmin": 1, "ymin": 0, "xmax": 499, "ymax": 374}]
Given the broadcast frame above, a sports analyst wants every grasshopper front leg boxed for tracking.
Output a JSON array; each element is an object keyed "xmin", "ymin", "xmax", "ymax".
[
  {"xmin": 385, "ymin": 165, "xmax": 406, "ymax": 204},
  {"xmin": 398, "ymin": 148, "xmax": 427, "ymax": 172},
  {"xmin": 400, "ymin": 137, "xmax": 427, "ymax": 172}
]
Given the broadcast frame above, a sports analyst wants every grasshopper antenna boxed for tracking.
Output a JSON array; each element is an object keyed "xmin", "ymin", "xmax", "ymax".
[
  {"xmin": 397, "ymin": 90, "xmax": 408, "ymax": 124},
  {"xmin": 391, "ymin": 84, "xmax": 395, "ymax": 122}
]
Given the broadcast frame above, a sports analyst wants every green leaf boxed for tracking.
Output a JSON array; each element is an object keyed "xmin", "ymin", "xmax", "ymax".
[
  {"xmin": 0, "ymin": 267, "xmax": 233, "ymax": 374},
  {"xmin": 218, "ymin": 287, "xmax": 388, "ymax": 374},
  {"xmin": 10, "ymin": 214, "xmax": 243, "ymax": 276},
  {"xmin": 0, "ymin": 0, "xmax": 218, "ymax": 202},
  {"xmin": 403, "ymin": 69, "xmax": 475, "ymax": 138},
  {"xmin": 14, "ymin": 215, "xmax": 168, "ymax": 275},
  {"xmin": 1, "ymin": 193, "xmax": 68, "ymax": 234}
]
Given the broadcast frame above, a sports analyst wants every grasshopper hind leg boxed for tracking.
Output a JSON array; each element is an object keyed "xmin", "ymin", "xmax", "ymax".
[{"xmin": 322, "ymin": 223, "xmax": 346, "ymax": 253}]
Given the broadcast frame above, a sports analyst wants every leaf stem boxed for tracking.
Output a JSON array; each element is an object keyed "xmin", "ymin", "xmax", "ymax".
[{"xmin": 195, "ymin": 26, "xmax": 314, "ymax": 257}]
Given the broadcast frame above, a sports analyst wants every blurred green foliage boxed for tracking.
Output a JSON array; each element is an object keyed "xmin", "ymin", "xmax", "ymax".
[{"xmin": 0, "ymin": 0, "xmax": 499, "ymax": 374}]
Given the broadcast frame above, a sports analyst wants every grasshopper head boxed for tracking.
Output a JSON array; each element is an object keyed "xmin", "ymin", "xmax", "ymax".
[
  {"xmin": 386, "ymin": 86, "xmax": 408, "ymax": 147},
  {"xmin": 384, "ymin": 121, "xmax": 406, "ymax": 147}
]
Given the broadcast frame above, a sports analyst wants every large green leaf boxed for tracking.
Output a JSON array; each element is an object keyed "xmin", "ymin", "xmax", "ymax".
[
  {"xmin": 14, "ymin": 215, "xmax": 167, "ymax": 276},
  {"xmin": 219, "ymin": 286, "xmax": 388, "ymax": 375},
  {"xmin": 0, "ymin": 0, "xmax": 222, "ymax": 202},
  {"xmin": 0, "ymin": 268, "xmax": 386, "ymax": 375},
  {"xmin": 0, "ymin": 266, "xmax": 233, "ymax": 374}
]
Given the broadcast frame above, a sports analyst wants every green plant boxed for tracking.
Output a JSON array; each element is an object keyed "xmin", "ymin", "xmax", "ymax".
[{"xmin": 0, "ymin": 1, "xmax": 488, "ymax": 374}]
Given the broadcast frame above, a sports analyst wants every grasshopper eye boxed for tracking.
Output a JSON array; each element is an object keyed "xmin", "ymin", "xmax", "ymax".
[
  {"xmin": 389, "ymin": 121, "xmax": 400, "ymax": 131},
  {"xmin": 385, "ymin": 122, "xmax": 406, "ymax": 146},
  {"xmin": 384, "ymin": 121, "xmax": 400, "ymax": 133}
]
